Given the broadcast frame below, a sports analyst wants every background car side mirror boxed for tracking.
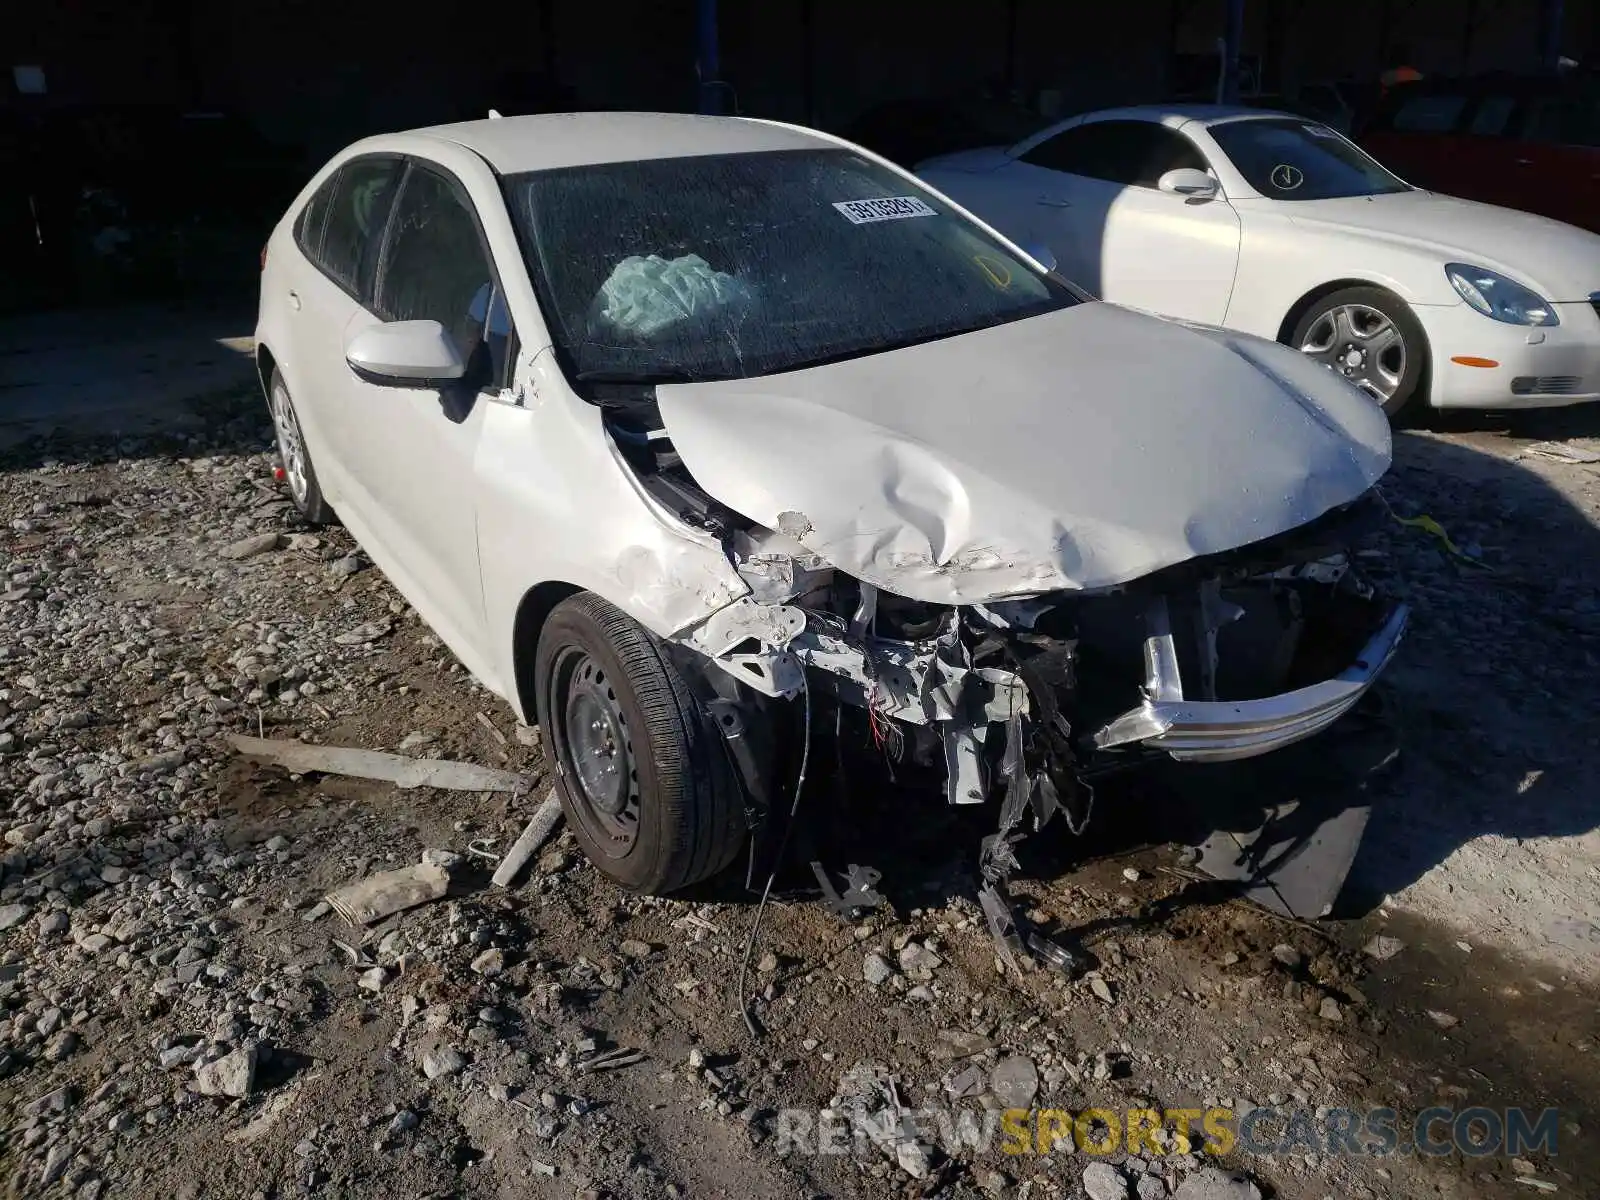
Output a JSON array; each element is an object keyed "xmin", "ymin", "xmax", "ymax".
[
  {"xmin": 1157, "ymin": 168, "xmax": 1220, "ymax": 200},
  {"xmin": 1022, "ymin": 242, "xmax": 1058, "ymax": 272},
  {"xmin": 344, "ymin": 320, "xmax": 465, "ymax": 387}
]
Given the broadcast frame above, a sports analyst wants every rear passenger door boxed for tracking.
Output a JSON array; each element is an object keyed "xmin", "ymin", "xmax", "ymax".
[
  {"xmin": 284, "ymin": 155, "xmax": 404, "ymax": 500},
  {"xmin": 334, "ymin": 160, "xmax": 515, "ymax": 668}
]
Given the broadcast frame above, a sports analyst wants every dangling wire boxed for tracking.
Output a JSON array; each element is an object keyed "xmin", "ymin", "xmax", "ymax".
[{"xmin": 735, "ymin": 671, "xmax": 812, "ymax": 1038}]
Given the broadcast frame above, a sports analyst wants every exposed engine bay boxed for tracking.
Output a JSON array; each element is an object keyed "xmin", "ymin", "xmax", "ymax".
[{"xmin": 604, "ymin": 397, "xmax": 1408, "ymax": 936}]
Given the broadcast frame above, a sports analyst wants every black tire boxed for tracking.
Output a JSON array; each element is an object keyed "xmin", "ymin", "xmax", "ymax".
[
  {"xmin": 534, "ymin": 592, "xmax": 745, "ymax": 894},
  {"xmin": 266, "ymin": 368, "xmax": 336, "ymax": 525},
  {"xmin": 1288, "ymin": 286, "xmax": 1429, "ymax": 420}
]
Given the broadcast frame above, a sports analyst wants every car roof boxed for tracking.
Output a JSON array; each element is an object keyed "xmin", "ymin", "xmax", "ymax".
[
  {"xmin": 399, "ymin": 111, "xmax": 830, "ymax": 174},
  {"xmin": 1076, "ymin": 104, "xmax": 1306, "ymax": 130}
]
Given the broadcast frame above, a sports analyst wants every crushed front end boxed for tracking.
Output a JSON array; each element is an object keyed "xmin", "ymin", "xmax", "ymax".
[{"xmin": 607, "ymin": 401, "xmax": 1405, "ymax": 933}]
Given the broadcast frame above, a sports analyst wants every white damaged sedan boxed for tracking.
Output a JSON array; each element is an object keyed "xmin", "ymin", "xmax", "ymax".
[{"xmin": 255, "ymin": 112, "xmax": 1407, "ymax": 896}]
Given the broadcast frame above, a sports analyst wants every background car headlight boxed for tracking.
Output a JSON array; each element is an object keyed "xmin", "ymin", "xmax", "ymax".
[{"xmin": 1445, "ymin": 263, "xmax": 1559, "ymax": 326}]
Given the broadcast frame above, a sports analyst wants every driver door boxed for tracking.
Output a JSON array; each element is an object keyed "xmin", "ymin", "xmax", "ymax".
[
  {"xmin": 1013, "ymin": 119, "xmax": 1242, "ymax": 323},
  {"xmin": 336, "ymin": 161, "xmax": 512, "ymax": 669}
]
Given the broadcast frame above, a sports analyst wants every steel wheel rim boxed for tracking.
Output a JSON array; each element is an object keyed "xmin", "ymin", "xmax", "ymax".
[
  {"xmin": 270, "ymin": 382, "xmax": 311, "ymax": 506},
  {"xmin": 552, "ymin": 647, "xmax": 639, "ymax": 857},
  {"xmin": 1298, "ymin": 302, "xmax": 1407, "ymax": 404}
]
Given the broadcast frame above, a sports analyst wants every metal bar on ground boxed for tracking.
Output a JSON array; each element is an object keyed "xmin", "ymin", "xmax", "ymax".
[{"xmin": 492, "ymin": 790, "xmax": 564, "ymax": 887}]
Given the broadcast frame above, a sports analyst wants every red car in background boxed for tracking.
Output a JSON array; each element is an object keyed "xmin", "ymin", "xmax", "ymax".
[{"xmin": 1359, "ymin": 72, "xmax": 1600, "ymax": 232}]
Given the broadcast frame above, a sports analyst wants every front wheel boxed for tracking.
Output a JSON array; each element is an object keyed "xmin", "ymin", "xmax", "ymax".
[
  {"xmin": 534, "ymin": 593, "xmax": 745, "ymax": 895},
  {"xmin": 1289, "ymin": 287, "xmax": 1428, "ymax": 420}
]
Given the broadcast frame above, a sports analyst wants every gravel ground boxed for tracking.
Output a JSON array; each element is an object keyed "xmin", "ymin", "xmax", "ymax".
[{"xmin": 0, "ymin": 385, "xmax": 1596, "ymax": 1200}]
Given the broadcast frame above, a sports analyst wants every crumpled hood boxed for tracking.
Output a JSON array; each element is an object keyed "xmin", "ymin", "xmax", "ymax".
[
  {"xmin": 655, "ymin": 302, "xmax": 1391, "ymax": 605},
  {"xmin": 1286, "ymin": 191, "xmax": 1600, "ymax": 301}
]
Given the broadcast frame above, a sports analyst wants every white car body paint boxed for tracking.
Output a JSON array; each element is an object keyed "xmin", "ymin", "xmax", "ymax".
[
  {"xmin": 658, "ymin": 301, "xmax": 1390, "ymax": 603},
  {"xmin": 256, "ymin": 111, "xmax": 1395, "ymax": 743},
  {"xmin": 918, "ymin": 105, "xmax": 1600, "ymax": 410},
  {"xmin": 256, "ymin": 119, "xmax": 765, "ymax": 717}
]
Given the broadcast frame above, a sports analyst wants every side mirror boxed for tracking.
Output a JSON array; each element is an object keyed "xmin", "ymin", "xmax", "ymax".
[
  {"xmin": 1022, "ymin": 242, "xmax": 1058, "ymax": 272},
  {"xmin": 1157, "ymin": 168, "xmax": 1220, "ymax": 200},
  {"xmin": 344, "ymin": 320, "xmax": 465, "ymax": 387}
]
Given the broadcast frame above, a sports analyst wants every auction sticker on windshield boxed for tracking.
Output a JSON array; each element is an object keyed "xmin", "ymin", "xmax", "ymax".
[{"xmin": 834, "ymin": 196, "xmax": 938, "ymax": 224}]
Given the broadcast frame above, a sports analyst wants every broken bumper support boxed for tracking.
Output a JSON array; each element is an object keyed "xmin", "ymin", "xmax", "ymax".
[{"xmin": 1093, "ymin": 600, "xmax": 1409, "ymax": 763}]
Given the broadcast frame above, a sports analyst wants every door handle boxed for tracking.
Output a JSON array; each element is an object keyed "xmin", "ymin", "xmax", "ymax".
[
  {"xmin": 1514, "ymin": 158, "xmax": 1533, "ymax": 166},
  {"xmin": 1036, "ymin": 195, "xmax": 1073, "ymax": 207},
  {"xmin": 287, "ymin": 290, "xmax": 302, "ymax": 311}
]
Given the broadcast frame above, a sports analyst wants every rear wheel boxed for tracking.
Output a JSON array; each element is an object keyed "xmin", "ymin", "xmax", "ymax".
[
  {"xmin": 267, "ymin": 369, "xmax": 335, "ymax": 525},
  {"xmin": 1289, "ymin": 286, "xmax": 1428, "ymax": 420},
  {"xmin": 534, "ymin": 593, "xmax": 745, "ymax": 894}
]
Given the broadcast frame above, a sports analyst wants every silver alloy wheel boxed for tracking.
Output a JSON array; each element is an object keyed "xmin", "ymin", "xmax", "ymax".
[
  {"xmin": 269, "ymin": 380, "xmax": 310, "ymax": 507},
  {"xmin": 1297, "ymin": 302, "xmax": 1407, "ymax": 404}
]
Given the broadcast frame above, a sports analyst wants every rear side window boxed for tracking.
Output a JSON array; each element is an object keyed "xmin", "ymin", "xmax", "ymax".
[
  {"xmin": 1521, "ymin": 94, "xmax": 1600, "ymax": 148},
  {"xmin": 295, "ymin": 175, "xmax": 336, "ymax": 263},
  {"xmin": 375, "ymin": 165, "xmax": 509, "ymax": 385},
  {"xmin": 1467, "ymin": 95, "xmax": 1518, "ymax": 136},
  {"xmin": 1021, "ymin": 120, "xmax": 1206, "ymax": 187},
  {"xmin": 1388, "ymin": 93, "xmax": 1467, "ymax": 132},
  {"xmin": 320, "ymin": 157, "xmax": 403, "ymax": 298}
]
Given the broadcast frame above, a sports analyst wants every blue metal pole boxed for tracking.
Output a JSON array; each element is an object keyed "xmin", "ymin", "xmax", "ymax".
[
  {"xmin": 1538, "ymin": 0, "xmax": 1565, "ymax": 69},
  {"xmin": 1222, "ymin": 0, "xmax": 1245, "ymax": 104},
  {"xmin": 697, "ymin": 0, "xmax": 721, "ymax": 114}
]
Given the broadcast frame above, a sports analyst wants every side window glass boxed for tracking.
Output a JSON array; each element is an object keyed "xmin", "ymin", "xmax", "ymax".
[
  {"xmin": 295, "ymin": 173, "xmax": 337, "ymax": 263},
  {"xmin": 1391, "ymin": 94, "xmax": 1467, "ymax": 132},
  {"xmin": 1020, "ymin": 124, "xmax": 1116, "ymax": 177},
  {"xmin": 1468, "ymin": 95, "xmax": 1517, "ymax": 136},
  {"xmin": 375, "ymin": 166, "xmax": 512, "ymax": 389},
  {"xmin": 1519, "ymin": 96, "xmax": 1568, "ymax": 144},
  {"xmin": 1562, "ymin": 98, "xmax": 1600, "ymax": 149},
  {"xmin": 1128, "ymin": 127, "xmax": 1207, "ymax": 187},
  {"xmin": 322, "ymin": 157, "xmax": 403, "ymax": 299},
  {"xmin": 1022, "ymin": 122, "xmax": 1204, "ymax": 188}
]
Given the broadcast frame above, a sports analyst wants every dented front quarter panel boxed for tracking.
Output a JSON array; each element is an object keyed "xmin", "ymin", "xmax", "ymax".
[
  {"xmin": 656, "ymin": 302, "xmax": 1392, "ymax": 605},
  {"xmin": 476, "ymin": 350, "xmax": 750, "ymax": 712}
]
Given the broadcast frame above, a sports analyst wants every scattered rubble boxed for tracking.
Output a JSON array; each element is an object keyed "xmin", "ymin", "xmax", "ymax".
[
  {"xmin": 193, "ymin": 1046, "xmax": 258, "ymax": 1099},
  {"xmin": 1172, "ymin": 1167, "xmax": 1264, "ymax": 1200},
  {"xmin": 1363, "ymin": 934, "xmax": 1405, "ymax": 961},
  {"xmin": 0, "ymin": 401, "xmax": 1596, "ymax": 1198},
  {"xmin": 325, "ymin": 860, "xmax": 452, "ymax": 925},
  {"xmin": 1084, "ymin": 1161, "xmax": 1133, "ymax": 1200}
]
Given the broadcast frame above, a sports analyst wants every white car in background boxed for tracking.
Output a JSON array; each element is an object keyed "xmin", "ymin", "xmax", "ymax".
[
  {"xmin": 255, "ymin": 112, "xmax": 1405, "ymax": 901},
  {"xmin": 918, "ymin": 105, "xmax": 1600, "ymax": 418}
]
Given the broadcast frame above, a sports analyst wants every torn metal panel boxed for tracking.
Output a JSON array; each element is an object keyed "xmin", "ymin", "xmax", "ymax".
[
  {"xmin": 655, "ymin": 302, "xmax": 1391, "ymax": 606},
  {"xmin": 941, "ymin": 722, "xmax": 987, "ymax": 805},
  {"xmin": 811, "ymin": 862, "xmax": 886, "ymax": 918},
  {"xmin": 672, "ymin": 596, "xmax": 807, "ymax": 698},
  {"xmin": 730, "ymin": 525, "xmax": 833, "ymax": 604},
  {"xmin": 1192, "ymin": 577, "xmax": 1244, "ymax": 702},
  {"xmin": 790, "ymin": 613, "xmax": 1028, "ymax": 727},
  {"xmin": 973, "ymin": 598, "xmax": 1057, "ymax": 630},
  {"xmin": 682, "ymin": 596, "xmax": 805, "ymax": 657}
]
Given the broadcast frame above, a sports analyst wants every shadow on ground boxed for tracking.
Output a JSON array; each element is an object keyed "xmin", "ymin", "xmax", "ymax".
[{"xmin": 0, "ymin": 302, "xmax": 265, "ymax": 469}]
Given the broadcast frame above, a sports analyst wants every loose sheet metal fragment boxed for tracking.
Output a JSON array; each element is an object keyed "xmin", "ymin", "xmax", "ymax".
[
  {"xmin": 326, "ymin": 863, "xmax": 451, "ymax": 925},
  {"xmin": 229, "ymin": 735, "xmax": 527, "ymax": 792}
]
